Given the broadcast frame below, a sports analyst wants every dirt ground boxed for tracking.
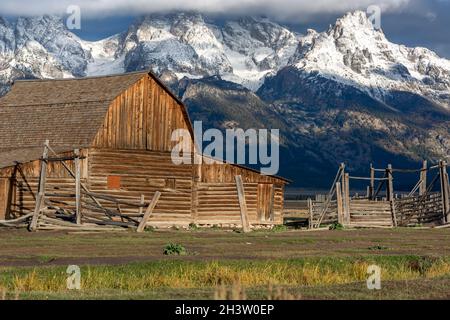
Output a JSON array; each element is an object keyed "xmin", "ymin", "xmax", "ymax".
[{"xmin": 0, "ymin": 227, "xmax": 449, "ymax": 267}]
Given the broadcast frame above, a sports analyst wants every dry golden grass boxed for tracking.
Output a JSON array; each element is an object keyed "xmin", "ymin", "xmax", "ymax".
[{"xmin": 4, "ymin": 256, "xmax": 450, "ymax": 296}]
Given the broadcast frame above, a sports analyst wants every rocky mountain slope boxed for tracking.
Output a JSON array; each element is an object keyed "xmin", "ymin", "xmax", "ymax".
[{"xmin": 0, "ymin": 11, "xmax": 449, "ymax": 187}]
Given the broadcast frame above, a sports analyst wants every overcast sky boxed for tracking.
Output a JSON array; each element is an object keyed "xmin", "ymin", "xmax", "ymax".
[{"xmin": 1, "ymin": 0, "xmax": 450, "ymax": 58}]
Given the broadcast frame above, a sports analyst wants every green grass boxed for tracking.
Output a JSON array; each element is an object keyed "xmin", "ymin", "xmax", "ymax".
[{"xmin": 1, "ymin": 255, "xmax": 450, "ymax": 299}]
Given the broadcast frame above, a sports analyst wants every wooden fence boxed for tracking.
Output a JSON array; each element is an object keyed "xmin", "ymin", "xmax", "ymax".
[
  {"xmin": 308, "ymin": 160, "xmax": 450, "ymax": 229},
  {"xmin": 395, "ymin": 193, "xmax": 444, "ymax": 226},
  {"xmin": 348, "ymin": 199, "xmax": 393, "ymax": 228},
  {"xmin": 309, "ymin": 199, "xmax": 338, "ymax": 228}
]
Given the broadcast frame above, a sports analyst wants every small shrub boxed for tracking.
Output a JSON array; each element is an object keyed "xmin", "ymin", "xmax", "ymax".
[
  {"xmin": 271, "ymin": 225, "xmax": 288, "ymax": 232},
  {"xmin": 368, "ymin": 245, "xmax": 389, "ymax": 251},
  {"xmin": 163, "ymin": 243, "xmax": 187, "ymax": 256},
  {"xmin": 189, "ymin": 223, "xmax": 199, "ymax": 231},
  {"xmin": 329, "ymin": 222, "xmax": 344, "ymax": 230}
]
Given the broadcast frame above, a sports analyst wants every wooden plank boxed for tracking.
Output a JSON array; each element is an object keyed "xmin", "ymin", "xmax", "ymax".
[
  {"xmin": 137, "ymin": 191, "xmax": 161, "ymax": 233},
  {"xmin": 0, "ymin": 178, "xmax": 8, "ymax": 220},
  {"xmin": 370, "ymin": 164, "xmax": 375, "ymax": 200},
  {"xmin": 235, "ymin": 175, "xmax": 251, "ymax": 233},
  {"xmin": 336, "ymin": 182, "xmax": 343, "ymax": 224},
  {"xmin": 419, "ymin": 160, "xmax": 427, "ymax": 196},
  {"xmin": 308, "ymin": 198, "xmax": 313, "ymax": 229},
  {"xmin": 268, "ymin": 184, "xmax": 275, "ymax": 222},
  {"xmin": 75, "ymin": 149, "xmax": 82, "ymax": 225},
  {"xmin": 440, "ymin": 161, "xmax": 450, "ymax": 223},
  {"xmin": 29, "ymin": 140, "xmax": 49, "ymax": 231},
  {"xmin": 387, "ymin": 164, "xmax": 394, "ymax": 202},
  {"xmin": 344, "ymin": 173, "xmax": 350, "ymax": 225},
  {"xmin": 446, "ymin": 171, "xmax": 450, "ymax": 223},
  {"xmin": 138, "ymin": 194, "xmax": 145, "ymax": 216},
  {"xmin": 390, "ymin": 199, "xmax": 398, "ymax": 227}
]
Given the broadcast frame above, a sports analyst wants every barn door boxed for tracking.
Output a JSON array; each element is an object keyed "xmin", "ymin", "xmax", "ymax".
[{"xmin": 257, "ymin": 184, "xmax": 275, "ymax": 222}]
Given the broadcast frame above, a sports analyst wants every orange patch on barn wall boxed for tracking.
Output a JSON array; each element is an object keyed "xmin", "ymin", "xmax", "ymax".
[{"xmin": 107, "ymin": 176, "xmax": 121, "ymax": 189}]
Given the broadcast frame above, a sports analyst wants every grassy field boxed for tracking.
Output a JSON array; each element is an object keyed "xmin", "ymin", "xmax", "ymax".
[{"xmin": 0, "ymin": 228, "xmax": 449, "ymax": 299}]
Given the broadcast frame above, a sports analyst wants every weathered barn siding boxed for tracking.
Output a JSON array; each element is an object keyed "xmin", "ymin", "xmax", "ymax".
[
  {"xmin": 88, "ymin": 149, "xmax": 193, "ymax": 227},
  {"xmin": 196, "ymin": 183, "xmax": 283, "ymax": 225},
  {"xmin": 200, "ymin": 161, "xmax": 285, "ymax": 184},
  {"xmin": 195, "ymin": 162, "xmax": 284, "ymax": 225},
  {"xmin": 92, "ymin": 75, "xmax": 192, "ymax": 152},
  {"xmin": 0, "ymin": 178, "xmax": 8, "ymax": 220}
]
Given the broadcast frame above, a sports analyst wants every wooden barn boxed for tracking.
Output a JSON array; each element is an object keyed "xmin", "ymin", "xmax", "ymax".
[{"xmin": 0, "ymin": 71, "xmax": 288, "ymax": 230}]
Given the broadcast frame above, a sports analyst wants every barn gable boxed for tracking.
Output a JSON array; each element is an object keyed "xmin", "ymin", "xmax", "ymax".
[{"xmin": 92, "ymin": 74, "xmax": 193, "ymax": 152}]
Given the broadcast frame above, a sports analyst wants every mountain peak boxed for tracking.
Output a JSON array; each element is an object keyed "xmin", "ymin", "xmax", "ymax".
[
  {"xmin": 287, "ymin": 10, "xmax": 450, "ymax": 108},
  {"xmin": 334, "ymin": 10, "xmax": 373, "ymax": 29},
  {"xmin": 328, "ymin": 10, "xmax": 384, "ymax": 43}
]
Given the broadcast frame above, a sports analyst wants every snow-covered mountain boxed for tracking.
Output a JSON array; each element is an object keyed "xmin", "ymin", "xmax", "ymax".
[
  {"xmin": 285, "ymin": 11, "xmax": 450, "ymax": 109},
  {"xmin": 0, "ymin": 13, "xmax": 300, "ymax": 92},
  {"xmin": 116, "ymin": 13, "xmax": 300, "ymax": 90},
  {"xmin": 1, "ymin": 11, "xmax": 450, "ymax": 105},
  {"xmin": 0, "ymin": 11, "xmax": 450, "ymax": 186}
]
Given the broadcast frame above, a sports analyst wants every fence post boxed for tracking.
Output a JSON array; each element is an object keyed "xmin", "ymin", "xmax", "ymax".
[
  {"xmin": 235, "ymin": 175, "xmax": 251, "ymax": 233},
  {"xmin": 29, "ymin": 140, "xmax": 49, "ymax": 231},
  {"xmin": 336, "ymin": 182, "xmax": 344, "ymax": 225},
  {"xmin": 390, "ymin": 199, "xmax": 398, "ymax": 227},
  {"xmin": 370, "ymin": 164, "xmax": 375, "ymax": 200},
  {"xmin": 308, "ymin": 198, "xmax": 313, "ymax": 229},
  {"xmin": 343, "ymin": 173, "xmax": 350, "ymax": 225},
  {"xmin": 446, "ymin": 171, "xmax": 450, "ymax": 223},
  {"xmin": 137, "ymin": 191, "xmax": 161, "ymax": 233},
  {"xmin": 74, "ymin": 149, "xmax": 82, "ymax": 225},
  {"xmin": 439, "ymin": 161, "xmax": 450, "ymax": 223},
  {"xmin": 387, "ymin": 164, "xmax": 394, "ymax": 202},
  {"xmin": 419, "ymin": 160, "xmax": 427, "ymax": 196}
]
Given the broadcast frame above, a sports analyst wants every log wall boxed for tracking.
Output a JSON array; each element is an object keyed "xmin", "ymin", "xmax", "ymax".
[
  {"xmin": 87, "ymin": 148, "xmax": 194, "ymax": 227},
  {"xmin": 195, "ymin": 160, "xmax": 285, "ymax": 226},
  {"xmin": 195, "ymin": 182, "xmax": 284, "ymax": 226},
  {"xmin": 200, "ymin": 161, "xmax": 285, "ymax": 184}
]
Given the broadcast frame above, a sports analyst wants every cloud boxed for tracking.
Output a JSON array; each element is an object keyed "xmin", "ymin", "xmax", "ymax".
[{"xmin": 0, "ymin": 0, "xmax": 411, "ymax": 20}]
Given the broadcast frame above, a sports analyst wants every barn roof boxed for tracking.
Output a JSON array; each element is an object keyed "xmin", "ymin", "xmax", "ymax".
[
  {"xmin": 0, "ymin": 71, "xmax": 146, "ymax": 107},
  {"xmin": 0, "ymin": 71, "xmax": 149, "ymax": 168}
]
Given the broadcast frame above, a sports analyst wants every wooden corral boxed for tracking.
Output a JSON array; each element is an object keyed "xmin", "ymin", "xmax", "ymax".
[
  {"xmin": 309, "ymin": 161, "xmax": 450, "ymax": 229},
  {"xmin": 0, "ymin": 71, "xmax": 288, "ymax": 231}
]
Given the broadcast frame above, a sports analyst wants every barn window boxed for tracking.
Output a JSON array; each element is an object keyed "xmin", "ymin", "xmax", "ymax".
[
  {"xmin": 165, "ymin": 178, "xmax": 176, "ymax": 189},
  {"xmin": 107, "ymin": 176, "xmax": 121, "ymax": 190}
]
